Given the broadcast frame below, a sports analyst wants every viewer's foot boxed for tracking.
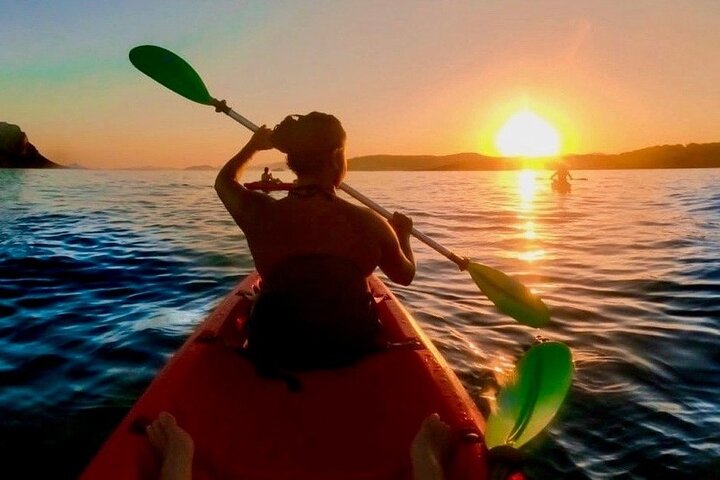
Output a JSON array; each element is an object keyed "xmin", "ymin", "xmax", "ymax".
[
  {"xmin": 411, "ymin": 414, "xmax": 453, "ymax": 480},
  {"xmin": 146, "ymin": 412, "xmax": 194, "ymax": 480}
]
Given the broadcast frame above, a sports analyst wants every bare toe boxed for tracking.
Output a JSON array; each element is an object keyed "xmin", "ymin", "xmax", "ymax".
[
  {"xmin": 424, "ymin": 415, "xmax": 452, "ymax": 457},
  {"xmin": 411, "ymin": 414, "xmax": 455, "ymax": 480},
  {"xmin": 160, "ymin": 412, "xmax": 194, "ymax": 458},
  {"xmin": 157, "ymin": 412, "xmax": 177, "ymax": 432},
  {"xmin": 146, "ymin": 418, "xmax": 169, "ymax": 452}
]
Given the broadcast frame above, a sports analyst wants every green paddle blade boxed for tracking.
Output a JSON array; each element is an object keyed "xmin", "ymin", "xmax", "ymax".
[
  {"xmin": 467, "ymin": 263, "xmax": 550, "ymax": 328},
  {"xmin": 485, "ymin": 342, "xmax": 573, "ymax": 449},
  {"xmin": 129, "ymin": 45, "xmax": 213, "ymax": 105}
]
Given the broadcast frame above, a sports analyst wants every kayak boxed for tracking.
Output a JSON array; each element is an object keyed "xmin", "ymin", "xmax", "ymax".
[
  {"xmin": 244, "ymin": 181, "xmax": 294, "ymax": 191},
  {"xmin": 551, "ymin": 180, "xmax": 571, "ymax": 193},
  {"xmin": 80, "ymin": 273, "xmax": 490, "ymax": 480}
]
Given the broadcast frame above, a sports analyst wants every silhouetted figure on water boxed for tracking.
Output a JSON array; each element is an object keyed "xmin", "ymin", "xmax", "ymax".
[
  {"xmin": 260, "ymin": 166, "xmax": 281, "ymax": 183},
  {"xmin": 550, "ymin": 164, "xmax": 572, "ymax": 183},
  {"xmin": 551, "ymin": 164, "xmax": 573, "ymax": 193},
  {"xmin": 551, "ymin": 164, "xmax": 573, "ymax": 184}
]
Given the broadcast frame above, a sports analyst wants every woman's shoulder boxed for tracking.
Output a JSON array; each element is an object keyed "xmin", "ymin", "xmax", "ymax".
[{"xmin": 336, "ymin": 197, "xmax": 386, "ymax": 226}]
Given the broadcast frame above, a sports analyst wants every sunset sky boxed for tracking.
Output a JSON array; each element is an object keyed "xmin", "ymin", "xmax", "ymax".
[{"xmin": 2, "ymin": 0, "xmax": 719, "ymax": 169}]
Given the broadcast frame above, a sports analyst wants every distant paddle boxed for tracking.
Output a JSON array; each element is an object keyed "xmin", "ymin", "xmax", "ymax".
[
  {"xmin": 485, "ymin": 341, "xmax": 573, "ymax": 449},
  {"xmin": 129, "ymin": 45, "xmax": 551, "ymax": 328}
]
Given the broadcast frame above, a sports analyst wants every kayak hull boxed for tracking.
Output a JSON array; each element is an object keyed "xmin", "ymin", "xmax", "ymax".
[
  {"xmin": 244, "ymin": 181, "xmax": 294, "ymax": 191},
  {"xmin": 81, "ymin": 274, "xmax": 489, "ymax": 480},
  {"xmin": 552, "ymin": 180, "xmax": 571, "ymax": 193}
]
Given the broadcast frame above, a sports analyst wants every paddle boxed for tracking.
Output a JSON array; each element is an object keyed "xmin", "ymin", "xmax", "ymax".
[
  {"xmin": 485, "ymin": 341, "xmax": 573, "ymax": 450},
  {"xmin": 129, "ymin": 45, "xmax": 550, "ymax": 328}
]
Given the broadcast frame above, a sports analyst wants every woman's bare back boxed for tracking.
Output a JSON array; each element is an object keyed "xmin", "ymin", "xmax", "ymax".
[{"xmin": 243, "ymin": 193, "xmax": 383, "ymax": 280}]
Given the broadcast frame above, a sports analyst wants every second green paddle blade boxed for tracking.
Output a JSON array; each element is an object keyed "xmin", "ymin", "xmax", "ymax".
[
  {"xmin": 129, "ymin": 45, "xmax": 213, "ymax": 105},
  {"xmin": 467, "ymin": 262, "xmax": 550, "ymax": 328},
  {"xmin": 485, "ymin": 341, "xmax": 573, "ymax": 449}
]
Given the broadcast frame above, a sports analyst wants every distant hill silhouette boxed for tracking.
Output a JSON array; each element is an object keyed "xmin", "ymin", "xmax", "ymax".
[
  {"xmin": 0, "ymin": 122, "xmax": 62, "ymax": 168},
  {"xmin": 347, "ymin": 153, "xmax": 502, "ymax": 171},
  {"xmin": 565, "ymin": 143, "xmax": 720, "ymax": 169},
  {"xmin": 348, "ymin": 143, "xmax": 720, "ymax": 171},
  {"xmin": 184, "ymin": 165, "xmax": 215, "ymax": 171}
]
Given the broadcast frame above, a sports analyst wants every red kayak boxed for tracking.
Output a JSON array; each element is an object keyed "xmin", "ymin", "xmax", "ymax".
[
  {"xmin": 81, "ymin": 273, "xmax": 490, "ymax": 480},
  {"xmin": 243, "ymin": 181, "xmax": 294, "ymax": 192}
]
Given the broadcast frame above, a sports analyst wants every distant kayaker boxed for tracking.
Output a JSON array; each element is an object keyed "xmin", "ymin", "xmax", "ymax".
[
  {"xmin": 260, "ymin": 166, "xmax": 280, "ymax": 183},
  {"xmin": 551, "ymin": 164, "xmax": 573, "ymax": 184},
  {"xmin": 214, "ymin": 112, "xmax": 416, "ymax": 370}
]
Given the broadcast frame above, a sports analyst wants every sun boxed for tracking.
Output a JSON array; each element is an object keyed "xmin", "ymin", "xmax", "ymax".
[{"xmin": 495, "ymin": 110, "xmax": 561, "ymax": 157}]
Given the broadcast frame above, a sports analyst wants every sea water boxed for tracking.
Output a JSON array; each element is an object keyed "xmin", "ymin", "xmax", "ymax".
[{"xmin": 1, "ymin": 168, "xmax": 719, "ymax": 479}]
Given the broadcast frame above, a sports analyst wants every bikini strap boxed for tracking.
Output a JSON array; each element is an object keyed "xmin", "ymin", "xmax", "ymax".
[{"xmin": 288, "ymin": 184, "xmax": 336, "ymax": 200}]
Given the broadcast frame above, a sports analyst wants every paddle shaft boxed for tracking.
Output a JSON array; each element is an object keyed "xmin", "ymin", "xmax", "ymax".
[
  {"xmin": 129, "ymin": 44, "xmax": 551, "ymax": 326},
  {"xmin": 216, "ymin": 101, "xmax": 468, "ymax": 271},
  {"xmin": 337, "ymin": 183, "xmax": 468, "ymax": 270}
]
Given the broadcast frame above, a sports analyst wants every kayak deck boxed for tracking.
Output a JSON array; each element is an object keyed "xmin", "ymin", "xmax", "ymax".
[
  {"xmin": 243, "ymin": 181, "xmax": 294, "ymax": 191},
  {"xmin": 81, "ymin": 273, "xmax": 489, "ymax": 480}
]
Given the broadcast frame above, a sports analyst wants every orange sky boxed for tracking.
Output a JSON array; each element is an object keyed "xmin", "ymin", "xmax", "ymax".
[{"xmin": 2, "ymin": 1, "xmax": 719, "ymax": 169}]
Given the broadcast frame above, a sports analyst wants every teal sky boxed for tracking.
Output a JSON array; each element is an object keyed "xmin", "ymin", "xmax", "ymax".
[{"xmin": 2, "ymin": 0, "xmax": 720, "ymax": 168}]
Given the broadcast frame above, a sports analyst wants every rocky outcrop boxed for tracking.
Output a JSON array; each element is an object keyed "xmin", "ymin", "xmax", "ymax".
[{"xmin": 0, "ymin": 122, "xmax": 62, "ymax": 168}]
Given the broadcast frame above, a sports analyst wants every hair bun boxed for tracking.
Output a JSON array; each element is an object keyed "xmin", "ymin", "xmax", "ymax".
[{"xmin": 271, "ymin": 112, "xmax": 345, "ymax": 154}]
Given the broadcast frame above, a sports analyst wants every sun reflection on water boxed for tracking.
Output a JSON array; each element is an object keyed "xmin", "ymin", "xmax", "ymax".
[
  {"xmin": 523, "ymin": 221, "xmax": 537, "ymax": 240},
  {"xmin": 518, "ymin": 169, "xmax": 536, "ymax": 210},
  {"xmin": 516, "ymin": 170, "xmax": 545, "ymax": 262}
]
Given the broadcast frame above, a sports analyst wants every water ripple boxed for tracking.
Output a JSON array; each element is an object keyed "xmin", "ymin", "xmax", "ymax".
[{"xmin": 2, "ymin": 169, "xmax": 720, "ymax": 478}]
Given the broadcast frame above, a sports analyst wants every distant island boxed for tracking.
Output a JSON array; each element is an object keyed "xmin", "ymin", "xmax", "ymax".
[
  {"xmin": 2, "ymin": 123, "xmax": 718, "ymax": 171},
  {"xmin": 0, "ymin": 122, "xmax": 62, "ymax": 168},
  {"xmin": 348, "ymin": 142, "xmax": 720, "ymax": 171},
  {"xmin": 184, "ymin": 165, "xmax": 216, "ymax": 171}
]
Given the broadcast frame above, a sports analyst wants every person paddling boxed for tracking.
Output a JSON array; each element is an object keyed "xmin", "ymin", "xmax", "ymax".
[
  {"xmin": 550, "ymin": 164, "xmax": 573, "ymax": 184},
  {"xmin": 260, "ymin": 166, "xmax": 280, "ymax": 183},
  {"xmin": 214, "ymin": 112, "xmax": 415, "ymax": 370}
]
